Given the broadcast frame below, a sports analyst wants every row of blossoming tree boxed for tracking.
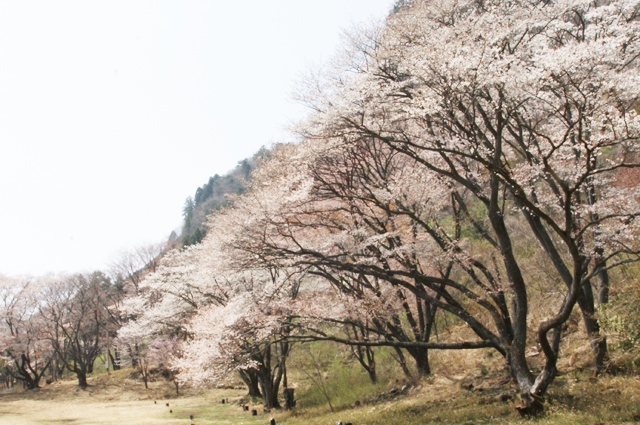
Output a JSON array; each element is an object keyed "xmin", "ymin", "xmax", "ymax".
[
  {"xmin": 3, "ymin": 0, "xmax": 639, "ymax": 413},
  {"xmin": 0, "ymin": 243, "xmax": 169, "ymax": 390},
  {"xmin": 120, "ymin": 0, "xmax": 640, "ymax": 412},
  {"xmin": 0, "ymin": 272, "xmax": 117, "ymax": 389}
]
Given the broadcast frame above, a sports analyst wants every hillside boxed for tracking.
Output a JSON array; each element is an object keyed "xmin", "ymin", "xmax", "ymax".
[
  {"xmin": 2, "ymin": 0, "xmax": 640, "ymax": 422},
  {"xmin": 1, "ymin": 339, "xmax": 640, "ymax": 425},
  {"xmin": 180, "ymin": 147, "xmax": 270, "ymax": 245}
]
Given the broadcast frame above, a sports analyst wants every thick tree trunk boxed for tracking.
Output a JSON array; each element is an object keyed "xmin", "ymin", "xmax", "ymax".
[
  {"xmin": 21, "ymin": 375, "xmax": 38, "ymax": 390},
  {"xmin": 515, "ymin": 392, "xmax": 544, "ymax": 416},
  {"xmin": 258, "ymin": 375, "xmax": 281, "ymax": 409},
  {"xmin": 256, "ymin": 346, "xmax": 283, "ymax": 409},
  {"xmin": 489, "ymin": 196, "xmax": 535, "ymax": 392},
  {"xmin": 407, "ymin": 347, "xmax": 430, "ymax": 377},
  {"xmin": 239, "ymin": 369, "xmax": 262, "ymax": 398},
  {"xmin": 283, "ymin": 387, "xmax": 296, "ymax": 410},
  {"xmin": 77, "ymin": 371, "xmax": 88, "ymax": 389},
  {"xmin": 518, "ymin": 202, "xmax": 609, "ymax": 373}
]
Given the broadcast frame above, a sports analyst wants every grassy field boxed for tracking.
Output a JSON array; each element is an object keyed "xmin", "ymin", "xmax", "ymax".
[
  {"xmin": 0, "ymin": 370, "xmax": 263, "ymax": 425},
  {"xmin": 2, "ymin": 334, "xmax": 640, "ymax": 425},
  {"xmin": 2, "ymin": 364, "xmax": 640, "ymax": 425}
]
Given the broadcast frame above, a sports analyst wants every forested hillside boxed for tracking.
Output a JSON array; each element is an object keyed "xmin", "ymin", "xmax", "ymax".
[
  {"xmin": 2, "ymin": 0, "xmax": 640, "ymax": 421},
  {"xmin": 180, "ymin": 147, "xmax": 270, "ymax": 245}
]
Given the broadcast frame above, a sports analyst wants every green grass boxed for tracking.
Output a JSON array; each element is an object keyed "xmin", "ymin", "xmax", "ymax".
[
  {"xmin": 2, "ymin": 348, "xmax": 640, "ymax": 425},
  {"xmin": 275, "ymin": 371, "xmax": 640, "ymax": 425},
  {"xmin": 288, "ymin": 343, "xmax": 407, "ymax": 411},
  {"xmin": 0, "ymin": 369, "xmax": 263, "ymax": 425}
]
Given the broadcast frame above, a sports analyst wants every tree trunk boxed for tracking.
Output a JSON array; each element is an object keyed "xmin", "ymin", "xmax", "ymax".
[
  {"xmin": 239, "ymin": 369, "xmax": 262, "ymax": 398},
  {"xmin": 515, "ymin": 392, "xmax": 544, "ymax": 416},
  {"xmin": 352, "ymin": 344, "xmax": 377, "ymax": 383},
  {"xmin": 407, "ymin": 347, "xmax": 430, "ymax": 377},
  {"xmin": 129, "ymin": 346, "xmax": 138, "ymax": 368},
  {"xmin": 366, "ymin": 361, "xmax": 377, "ymax": 383},
  {"xmin": 257, "ymin": 346, "xmax": 282, "ymax": 410},
  {"xmin": 579, "ymin": 282, "xmax": 609, "ymax": 374},
  {"xmin": 21, "ymin": 375, "xmax": 38, "ymax": 390},
  {"xmin": 518, "ymin": 202, "xmax": 609, "ymax": 374},
  {"xmin": 258, "ymin": 375, "xmax": 281, "ymax": 409},
  {"xmin": 15, "ymin": 354, "xmax": 45, "ymax": 390},
  {"xmin": 77, "ymin": 371, "xmax": 88, "ymax": 389},
  {"xmin": 110, "ymin": 348, "xmax": 121, "ymax": 371},
  {"xmin": 283, "ymin": 388, "xmax": 295, "ymax": 410},
  {"xmin": 488, "ymin": 192, "xmax": 536, "ymax": 394},
  {"xmin": 392, "ymin": 347, "xmax": 413, "ymax": 379},
  {"xmin": 592, "ymin": 255, "xmax": 610, "ymax": 374}
]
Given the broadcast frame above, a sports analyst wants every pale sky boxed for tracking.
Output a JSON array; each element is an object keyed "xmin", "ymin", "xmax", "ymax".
[{"xmin": 0, "ymin": 0, "xmax": 394, "ymax": 277}]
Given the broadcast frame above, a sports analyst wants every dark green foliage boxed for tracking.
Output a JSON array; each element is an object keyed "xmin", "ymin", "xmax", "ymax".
[
  {"xmin": 181, "ymin": 147, "xmax": 271, "ymax": 246},
  {"xmin": 182, "ymin": 197, "xmax": 195, "ymax": 233},
  {"xmin": 239, "ymin": 160, "xmax": 251, "ymax": 180},
  {"xmin": 182, "ymin": 228, "xmax": 206, "ymax": 246},
  {"xmin": 392, "ymin": 0, "xmax": 412, "ymax": 13}
]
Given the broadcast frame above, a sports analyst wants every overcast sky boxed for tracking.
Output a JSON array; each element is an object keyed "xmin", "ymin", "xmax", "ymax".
[{"xmin": 0, "ymin": 0, "xmax": 394, "ymax": 277}]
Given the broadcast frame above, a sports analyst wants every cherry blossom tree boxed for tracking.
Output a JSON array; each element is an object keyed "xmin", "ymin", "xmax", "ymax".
[
  {"xmin": 177, "ymin": 285, "xmax": 294, "ymax": 408},
  {"xmin": 233, "ymin": 141, "xmax": 506, "ymax": 368},
  {"xmin": 117, "ymin": 232, "xmax": 292, "ymax": 403},
  {"xmin": 0, "ymin": 276, "xmax": 53, "ymax": 389},
  {"xmin": 121, "ymin": 0, "xmax": 640, "ymax": 406},
  {"xmin": 109, "ymin": 242, "xmax": 169, "ymax": 296},
  {"xmin": 292, "ymin": 0, "xmax": 640, "ymax": 402},
  {"xmin": 119, "ymin": 245, "xmax": 221, "ymax": 339},
  {"xmin": 170, "ymin": 202, "xmax": 303, "ymax": 408},
  {"xmin": 116, "ymin": 244, "xmax": 220, "ymax": 381},
  {"xmin": 40, "ymin": 273, "xmax": 112, "ymax": 388}
]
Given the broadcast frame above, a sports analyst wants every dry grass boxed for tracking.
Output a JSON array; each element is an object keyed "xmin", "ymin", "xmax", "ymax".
[
  {"xmin": 0, "ymin": 370, "xmax": 263, "ymax": 425},
  {"xmin": 2, "ymin": 338, "xmax": 640, "ymax": 425},
  {"xmin": 275, "ymin": 370, "xmax": 640, "ymax": 425}
]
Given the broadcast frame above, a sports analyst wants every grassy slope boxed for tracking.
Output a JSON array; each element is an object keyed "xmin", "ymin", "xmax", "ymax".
[
  {"xmin": 279, "ymin": 337, "xmax": 640, "ymax": 425},
  {"xmin": 2, "ymin": 318, "xmax": 640, "ymax": 425},
  {"xmin": 2, "ymin": 350, "xmax": 640, "ymax": 425},
  {"xmin": 281, "ymin": 372, "xmax": 640, "ymax": 425}
]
